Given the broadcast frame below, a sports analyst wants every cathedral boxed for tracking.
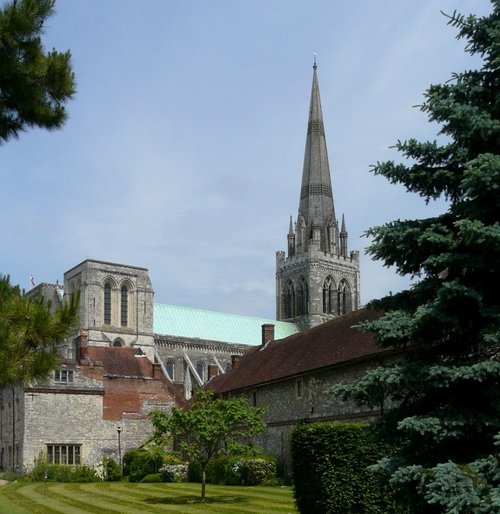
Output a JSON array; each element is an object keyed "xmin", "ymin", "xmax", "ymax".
[{"xmin": 0, "ymin": 62, "xmax": 361, "ymax": 473}]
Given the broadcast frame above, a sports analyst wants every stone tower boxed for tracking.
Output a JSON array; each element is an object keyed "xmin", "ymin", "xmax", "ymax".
[
  {"xmin": 276, "ymin": 61, "xmax": 360, "ymax": 330},
  {"xmin": 63, "ymin": 259, "xmax": 156, "ymax": 360}
]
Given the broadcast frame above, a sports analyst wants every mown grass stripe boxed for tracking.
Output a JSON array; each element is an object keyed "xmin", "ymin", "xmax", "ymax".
[
  {"xmin": 12, "ymin": 482, "xmax": 90, "ymax": 514},
  {"xmin": 48, "ymin": 483, "xmax": 149, "ymax": 514},
  {"xmin": 1, "ymin": 481, "xmax": 297, "ymax": 514},
  {"xmin": 76, "ymin": 483, "xmax": 202, "ymax": 513},
  {"xmin": 78, "ymin": 482, "xmax": 233, "ymax": 514}
]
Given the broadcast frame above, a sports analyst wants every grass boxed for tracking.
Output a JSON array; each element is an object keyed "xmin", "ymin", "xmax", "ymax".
[{"xmin": 0, "ymin": 481, "xmax": 298, "ymax": 513}]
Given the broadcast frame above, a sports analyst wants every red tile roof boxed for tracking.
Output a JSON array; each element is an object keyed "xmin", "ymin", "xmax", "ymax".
[
  {"xmin": 208, "ymin": 309, "xmax": 385, "ymax": 393},
  {"xmin": 84, "ymin": 346, "xmax": 185, "ymax": 404},
  {"xmin": 86, "ymin": 347, "xmax": 155, "ymax": 378}
]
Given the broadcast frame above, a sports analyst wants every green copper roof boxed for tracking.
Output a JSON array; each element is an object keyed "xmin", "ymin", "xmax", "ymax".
[{"xmin": 154, "ymin": 303, "xmax": 299, "ymax": 345}]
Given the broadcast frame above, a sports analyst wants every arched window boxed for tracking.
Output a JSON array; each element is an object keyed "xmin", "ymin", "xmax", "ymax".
[
  {"xmin": 112, "ymin": 339, "xmax": 123, "ymax": 347},
  {"xmin": 337, "ymin": 279, "xmax": 351, "ymax": 315},
  {"xmin": 165, "ymin": 360, "xmax": 175, "ymax": 380},
  {"xmin": 297, "ymin": 277, "xmax": 309, "ymax": 316},
  {"xmin": 120, "ymin": 284, "xmax": 129, "ymax": 327},
  {"xmin": 104, "ymin": 281, "xmax": 112, "ymax": 325},
  {"xmin": 323, "ymin": 276, "xmax": 335, "ymax": 313},
  {"xmin": 283, "ymin": 280, "xmax": 295, "ymax": 318},
  {"xmin": 196, "ymin": 362, "xmax": 204, "ymax": 382},
  {"xmin": 225, "ymin": 363, "xmax": 232, "ymax": 373}
]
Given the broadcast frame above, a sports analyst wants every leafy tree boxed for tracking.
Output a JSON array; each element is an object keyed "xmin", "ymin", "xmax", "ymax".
[
  {"xmin": 151, "ymin": 388, "xmax": 266, "ymax": 500},
  {"xmin": 0, "ymin": 275, "xmax": 79, "ymax": 387},
  {"xmin": 0, "ymin": 0, "xmax": 75, "ymax": 143},
  {"xmin": 332, "ymin": 3, "xmax": 500, "ymax": 513}
]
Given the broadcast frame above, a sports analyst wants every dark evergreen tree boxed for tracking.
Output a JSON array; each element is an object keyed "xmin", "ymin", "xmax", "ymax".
[
  {"xmin": 0, "ymin": 276, "xmax": 79, "ymax": 387},
  {"xmin": 0, "ymin": 0, "xmax": 75, "ymax": 143},
  {"xmin": 333, "ymin": 3, "xmax": 500, "ymax": 512}
]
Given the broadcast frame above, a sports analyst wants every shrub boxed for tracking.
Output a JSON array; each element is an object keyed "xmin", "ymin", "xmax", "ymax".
[
  {"xmin": 141, "ymin": 473, "xmax": 162, "ymax": 483},
  {"xmin": 101, "ymin": 457, "xmax": 122, "ymax": 482},
  {"xmin": 69, "ymin": 466, "xmax": 99, "ymax": 483},
  {"xmin": 235, "ymin": 456, "xmax": 277, "ymax": 486},
  {"xmin": 292, "ymin": 422, "xmax": 403, "ymax": 514},
  {"xmin": 188, "ymin": 454, "xmax": 277, "ymax": 486},
  {"xmin": 122, "ymin": 448, "xmax": 164, "ymax": 483},
  {"xmin": 159, "ymin": 463, "xmax": 188, "ymax": 482}
]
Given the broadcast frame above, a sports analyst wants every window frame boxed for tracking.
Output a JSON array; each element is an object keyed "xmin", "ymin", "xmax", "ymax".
[
  {"xmin": 54, "ymin": 370, "xmax": 74, "ymax": 384},
  {"xmin": 46, "ymin": 444, "xmax": 81, "ymax": 465}
]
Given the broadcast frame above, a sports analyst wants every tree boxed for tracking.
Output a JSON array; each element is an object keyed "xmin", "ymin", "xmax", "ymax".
[
  {"xmin": 0, "ymin": 275, "xmax": 79, "ymax": 387},
  {"xmin": 332, "ymin": 3, "xmax": 500, "ymax": 513},
  {"xmin": 0, "ymin": 0, "xmax": 75, "ymax": 143},
  {"xmin": 151, "ymin": 388, "xmax": 266, "ymax": 500}
]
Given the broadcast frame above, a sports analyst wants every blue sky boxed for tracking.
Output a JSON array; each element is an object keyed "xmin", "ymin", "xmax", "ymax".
[{"xmin": 0, "ymin": 0, "xmax": 491, "ymax": 318}]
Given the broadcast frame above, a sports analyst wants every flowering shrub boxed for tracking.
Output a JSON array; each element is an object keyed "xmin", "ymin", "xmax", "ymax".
[
  {"xmin": 159, "ymin": 463, "xmax": 188, "ymax": 482},
  {"xmin": 229, "ymin": 457, "xmax": 277, "ymax": 485}
]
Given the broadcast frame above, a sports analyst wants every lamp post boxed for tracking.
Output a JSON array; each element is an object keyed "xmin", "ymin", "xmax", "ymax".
[{"xmin": 117, "ymin": 426, "xmax": 122, "ymax": 472}]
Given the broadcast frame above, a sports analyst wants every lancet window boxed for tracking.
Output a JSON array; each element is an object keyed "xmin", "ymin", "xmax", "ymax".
[
  {"xmin": 296, "ymin": 277, "xmax": 309, "ymax": 316},
  {"xmin": 337, "ymin": 279, "xmax": 351, "ymax": 315},
  {"xmin": 322, "ymin": 276, "xmax": 335, "ymax": 314},
  {"xmin": 283, "ymin": 280, "xmax": 296, "ymax": 319},
  {"xmin": 104, "ymin": 281, "xmax": 112, "ymax": 325}
]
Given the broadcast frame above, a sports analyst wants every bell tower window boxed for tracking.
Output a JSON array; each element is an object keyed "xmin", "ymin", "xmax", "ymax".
[
  {"xmin": 120, "ymin": 284, "xmax": 129, "ymax": 327},
  {"xmin": 104, "ymin": 282, "xmax": 112, "ymax": 325},
  {"xmin": 337, "ymin": 279, "xmax": 351, "ymax": 315},
  {"xmin": 283, "ymin": 280, "xmax": 296, "ymax": 319},
  {"xmin": 323, "ymin": 276, "xmax": 335, "ymax": 314}
]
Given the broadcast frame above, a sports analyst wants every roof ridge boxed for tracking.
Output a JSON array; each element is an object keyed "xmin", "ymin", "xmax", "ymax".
[{"xmin": 154, "ymin": 302, "xmax": 296, "ymax": 325}]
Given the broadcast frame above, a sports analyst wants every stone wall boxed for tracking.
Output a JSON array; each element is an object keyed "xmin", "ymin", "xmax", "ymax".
[{"xmin": 235, "ymin": 352, "xmax": 401, "ymax": 477}]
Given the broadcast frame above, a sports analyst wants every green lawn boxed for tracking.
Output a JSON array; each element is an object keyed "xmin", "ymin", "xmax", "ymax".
[{"xmin": 0, "ymin": 481, "xmax": 298, "ymax": 513}]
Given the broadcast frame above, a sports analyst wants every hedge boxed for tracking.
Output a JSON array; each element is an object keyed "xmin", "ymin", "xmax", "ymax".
[{"xmin": 291, "ymin": 422, "xmax": 402, "ymax": 514}]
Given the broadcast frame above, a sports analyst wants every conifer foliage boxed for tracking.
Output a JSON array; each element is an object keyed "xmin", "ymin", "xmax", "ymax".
[
  {"xmin": 0, "ymin": 276, "xmax": 79, "ymax": 387},
  {"xmin": 0, "ymin": 0, "xmax": 75, "ymax": 143},
  {"xmin": 333, "ymin": 3, "xmax": 500, "ymax": 512}
]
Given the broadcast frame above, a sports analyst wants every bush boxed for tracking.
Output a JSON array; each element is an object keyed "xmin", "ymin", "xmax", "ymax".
[
  {"xmin": 291, "ymin": 422, "xmax": 403, "ymax": 514},
  {"xmin": 122, "ymin": 448, "xmax": 164, "ymax": 483},
  {"xmin": 187, "ymin": 454, "xmax": 277, "ymax": 486},
  {"xmin": 28, "ymin": 453, "xmax": 98, "ymax": 483},
  {"xmin": 101, "ymin": 457, "xmax": 122, "ymax": 482},
  {"xmin": 235, "ymin": 456, "xmax": 277, "ymax": 486},
  {"xmin": 159, "ymin": 463, "xmax": 188, "ymax": 482},
  {"xmin": 141, "ymin": 473, "xmax": 162, "ymax": 483}
]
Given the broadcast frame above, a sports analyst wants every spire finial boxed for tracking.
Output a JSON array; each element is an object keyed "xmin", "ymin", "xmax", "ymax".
[{"xmin": 313, "ymin": 52, "xmax": 317, "ymax": 70}]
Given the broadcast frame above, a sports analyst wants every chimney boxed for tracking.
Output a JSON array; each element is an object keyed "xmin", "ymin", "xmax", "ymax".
[
  {"xmin": 208, "ymin": 365, "xmax": 219, "ymax": 380},
  {"xmin": 231, "ymin": 355, "xmax": 241, "ymax": 370},
  {"xmin": 76, "ymin": 331, "xmax": 88, "ymax": 363},
  {"xmin": 261, "ymin": 324, "xmax": 275, "ymax": 348}
]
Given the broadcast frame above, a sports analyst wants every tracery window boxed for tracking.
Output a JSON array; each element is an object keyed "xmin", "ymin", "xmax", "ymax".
[
  {"xmin": 120, "ymin": 284, "xmax": 129, "ymax": 327},
  {"xmin": 323, "ymin": 276, "xmax": 335, "ymax": 313},
  {"xmin": 337, "ymin": 279, "xmax": 351, "ymax": 315},
  {"xmin": 104, "ymin": 281, "xmax": 112, "ymax": 325},
  {"xmin": 297, "ymin": 277, "xmax": 309, "ymax": 316},
  {"xmin": 283, "ymin": 280, "xmax": 295, "ymax": 318}
]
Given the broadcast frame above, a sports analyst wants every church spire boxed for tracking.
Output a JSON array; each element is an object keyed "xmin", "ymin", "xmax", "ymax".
[
  {"xmin": 298, "ymin": 59, "xmax": 336, "ymax": 252},
  {"xmin": 275, "ymin": 61, "xmax": 360, "ymax": 329}
]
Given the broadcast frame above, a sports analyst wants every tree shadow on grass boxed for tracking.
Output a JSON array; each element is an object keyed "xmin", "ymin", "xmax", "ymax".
[{"xmin": 145, "ymin": 495, "xmax": 247, "ymax": 505}]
